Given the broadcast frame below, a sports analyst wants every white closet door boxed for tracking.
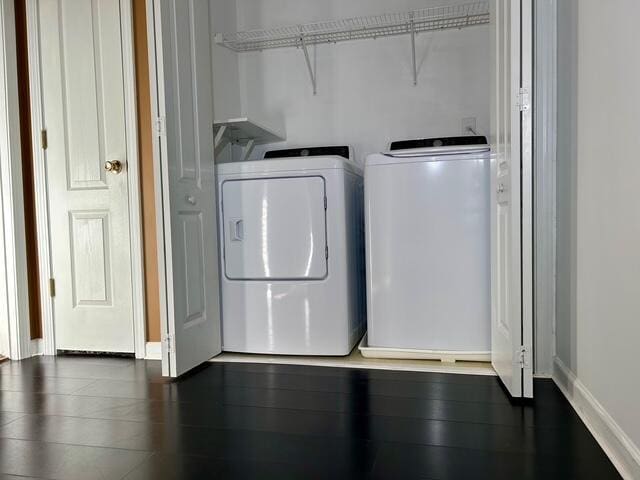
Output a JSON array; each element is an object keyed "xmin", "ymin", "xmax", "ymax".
[
  {"xmin": 39, "ymin": 0, "xmax": 134, "ymax": 353},
  {"xmin": 222, "ymin": 177, "xmax": 327, "ymax": 281},
  {"xmin": 490, "ymin": 0, "xmax": 533, "ymax": 398},
  {"xmin": 149, "ymin": 0, "xmax": 221, "ymax": 377}
]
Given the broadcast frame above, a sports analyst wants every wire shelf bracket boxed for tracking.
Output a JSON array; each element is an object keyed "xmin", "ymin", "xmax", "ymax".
[
  {"xmin": 214, "ymin": 2, "xmax": 490, "ymax": 93},
  {"xmin": 213, "ymin": 118, "xmax": 285, "ymax": 160},
  {"xmin": 299, "ymin": 34, "xmax": 317, "ymax": 95}
]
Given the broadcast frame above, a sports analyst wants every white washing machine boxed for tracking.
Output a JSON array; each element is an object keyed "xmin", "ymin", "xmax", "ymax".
[
  {"xmin": 364, "ymin": 137, "xmax": 491, "ymax": 356},
  {"xmin": 217, "ymin": 146, "xmax": 366, "ymax": 355}
]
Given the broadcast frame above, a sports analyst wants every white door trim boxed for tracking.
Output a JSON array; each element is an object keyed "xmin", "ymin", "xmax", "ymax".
[
  {"xmin": 25, "ymin": 0, "xmax": 52, "ymax": 355},
  {"xmin": 120, "ymin": 0, "xmax": 147, "ymax": 359},
  {"xmin": 25, "ymin": 0, "xmax": 147, "ymax": 358},
  {"xmin": 520, "ymin": 0, "xmax": 534, "ymax": 397},
  {"xmin": 533, "ymin": 0, "xmax": 557, "ymax": 376},
  {"xmin": 0, "ymin": 0, "xmax": 31, "ymax": 360},
  {"xmin": 145, "ymin": 0, "xmax": 170, "ymax": 375}
]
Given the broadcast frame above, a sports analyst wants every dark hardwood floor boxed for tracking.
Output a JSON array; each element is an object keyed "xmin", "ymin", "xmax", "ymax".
[{"xmin": 0, "ymin": 355, "xmax": 620, "ymax": 479}]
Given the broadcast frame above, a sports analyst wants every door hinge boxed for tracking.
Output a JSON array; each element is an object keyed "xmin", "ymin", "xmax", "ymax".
[
  {"xmin": 165, "ymin": 335, "xmax": 172, "ymax": 354},
  {"xmin": 154, "ymin": 116, "xmax": 166, "ymax": 136},
  {"xmin": 517, "ymin": 88, "xmax": 530, "ymax": 112},
  {"xmin": 324, "ymin": 196, "xmax": 327, "ymax": 210},
  {"xmin": 518, "ymin": 345, "xmax": 530, "ymax": 367},
  {"xmin": 48, "ymin": 278, "xmax": 55, "ymax": 297},
  {"xmin": 41, "ymin": 129, "xmax": 48, "ymax": 150}
]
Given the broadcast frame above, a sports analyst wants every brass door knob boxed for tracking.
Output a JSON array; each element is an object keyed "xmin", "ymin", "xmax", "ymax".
[{"xmin": 104, "ymin": 160, "xmax": 123, "ymax": 174}]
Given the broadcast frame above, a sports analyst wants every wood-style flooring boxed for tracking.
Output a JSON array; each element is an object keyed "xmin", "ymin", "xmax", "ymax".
[{"xmin": 0, "ymin": 355, "xmax": 621, "ymax": 479}]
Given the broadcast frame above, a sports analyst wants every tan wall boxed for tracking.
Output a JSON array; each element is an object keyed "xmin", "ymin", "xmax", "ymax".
[
  {"xmin": 15, "ymin": 0, "xmax": 42, "ymax": 340},
  {"xmin": 133, "ymin": 0, "xmax": 161, "ymax": 342}
]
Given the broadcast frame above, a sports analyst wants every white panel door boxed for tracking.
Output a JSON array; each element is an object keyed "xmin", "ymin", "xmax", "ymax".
[
  {"xmin": 149, "ymin": 0, "xmax": 222, "ymax": 377},
  {"xmin": 222, "ymin": 177, "xmax": 327, "ymax": 281},
  {"xmin": 490, "ymin": 0, "xmax": 533, "ymax": 397},
  {"xmin": 39, "ymin": 0, "xmax": 134, "ymax": 352}
]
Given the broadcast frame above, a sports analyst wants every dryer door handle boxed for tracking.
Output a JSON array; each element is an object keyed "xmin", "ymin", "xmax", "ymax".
[{"xmin": 230, "ymin": 219, "xmax": 244, "ymax": 241}]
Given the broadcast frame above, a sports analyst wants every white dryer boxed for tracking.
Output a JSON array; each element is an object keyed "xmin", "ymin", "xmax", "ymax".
[
  {"xmin": 216, "ymin": 147, "xmax": 366, "ymax": 355},
  {"xmin": 365, "ymin": 137, "xmax": 491, "ymax": 357}
]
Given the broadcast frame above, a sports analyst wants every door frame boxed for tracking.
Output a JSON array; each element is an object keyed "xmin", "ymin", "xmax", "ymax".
[
  {"xmin": 145, "ymin": 0, "xmax": 170, "ymax": 372},
  {"xmin": 0, "ymin": 0, "xmax": 31, "ymax": 360},
  {"xmin": 533, "ymin": 0, "xmax": 557, "ymax": 376},
  {"xmin": 521, "ymin": 0, "xmax": 534, "ymax": 395},
  {"xmin": 1, "ymin": 0, "xmax": 558, "ymax": 368},
  {"xmin": 24, "ymin": 0, "xmax": 147, "ymax": 358}
]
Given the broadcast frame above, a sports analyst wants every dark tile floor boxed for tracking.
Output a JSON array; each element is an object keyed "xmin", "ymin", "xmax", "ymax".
[{"xmin": 0, "ymin": 355, "xmax": 620, "ymax": 480}]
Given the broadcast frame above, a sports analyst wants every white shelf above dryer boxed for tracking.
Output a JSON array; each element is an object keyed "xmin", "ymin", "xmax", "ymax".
[
  {"xmin": 214, "ymin": 2, "xmax": 490, "ymax": 93},
  {"xmin": 214, "ymin": 117, "xmax": 285, "ymax": 161}
]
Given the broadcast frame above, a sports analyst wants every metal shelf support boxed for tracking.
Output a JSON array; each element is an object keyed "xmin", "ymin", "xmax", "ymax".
[
  {"xmin": 410, "ymin": 14, "xmax": 417, "ymax": 86},
  {"xmin": 215, "ymin": 2, "xmax": 489, "ymax": 52},
  {"xmin": 299, "ymin": 35, "xmax": 317, "ymax": 95},
  {"xmin": 214, "ymin": 2, "xmax": 490, "ymax": 92},
  {"xmin": 213, "ymin": 118, "xmax": 285, "ymax": 161},
  {"xmin": 214, "ymin": 125, "xmax": 230, "ymax": 158},
  {"xmin": 242, "ymin": 139, "xmax": 256, "ymax": 162}
]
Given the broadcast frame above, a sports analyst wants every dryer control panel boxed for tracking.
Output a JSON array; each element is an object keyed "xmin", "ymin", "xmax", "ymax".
[{"xmin": 264, "ymin": 146, "xmax": 351, "ymax": 160}]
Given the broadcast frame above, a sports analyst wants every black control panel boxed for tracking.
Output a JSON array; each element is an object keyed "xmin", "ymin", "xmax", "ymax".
[
  {"xmin": 264, "ymin": 146, "xmax": 351, "ymax": 160},
  {"xmin": 390, "ymin": 136, "xmax": 488, "ymax": 151}
]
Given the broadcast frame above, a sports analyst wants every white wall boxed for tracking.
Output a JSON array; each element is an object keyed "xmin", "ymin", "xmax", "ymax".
[
  {"xmin": 211, "ymin": 0, "xmax": 241, "ymax": 121},
  {"xmin": 212, "ymin": 0, "xmax": 490, "ymax": 163},
  {"xmin": 556, "ymin": 0, "xmax": 640, "ymax": 472},
  {"xmin": 211, "ymin": 0, "xmax": 242, "ymax": 164}
]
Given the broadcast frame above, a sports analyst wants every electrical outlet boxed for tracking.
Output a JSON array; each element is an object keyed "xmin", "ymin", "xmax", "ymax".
[{"xmin": 462, "ymin": 117, "xmax": 477, "ymax": 135}]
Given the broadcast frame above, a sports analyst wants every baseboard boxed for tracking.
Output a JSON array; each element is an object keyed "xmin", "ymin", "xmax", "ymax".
[
  {"xmin": 553, "ymin": 357, "xmax": 640, "ymax": 480},
  {"xmin": 358, "ymin": 333, "xmax": 491, "ymax": 363},
  {"xmin": 30, "ymin": 338, "xmax": 43, "ymax": 356},
  {"xmin": 145, "ymin": 342, "xmax": 161, "ymax": 360}
]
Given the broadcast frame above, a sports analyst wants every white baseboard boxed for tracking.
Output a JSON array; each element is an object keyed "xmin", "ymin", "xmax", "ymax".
[
  {"xmin": 145, "ymin": 342, "xmax": 161, "ymax": 360},
  {"xmin": 30, "ymin": 338, "xmax": 43, "ymax": 356},
  {"xmin": 553, "ymin": 357, "xmax": 640, "ymax": 480}
]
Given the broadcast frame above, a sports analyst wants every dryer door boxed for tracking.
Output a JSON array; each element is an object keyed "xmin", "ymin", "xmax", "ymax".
[{"xmin": 222, "ymin": 176, "xmax": 328, "ymax": 280}]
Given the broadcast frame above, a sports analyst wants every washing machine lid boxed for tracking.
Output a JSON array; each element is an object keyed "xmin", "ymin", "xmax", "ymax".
[
  {"xmin": 221, "ymin": 176, "xmax": 328, "ymax": 281},
  {"xmin": 217, "ymin": 156, "xmax": 361, "ymax": 176}
]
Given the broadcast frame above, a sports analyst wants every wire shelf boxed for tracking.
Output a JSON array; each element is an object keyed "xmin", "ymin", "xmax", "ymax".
[{"xmin": 215, "ymin": 2, "xmax": 490, "ymax": 52}]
